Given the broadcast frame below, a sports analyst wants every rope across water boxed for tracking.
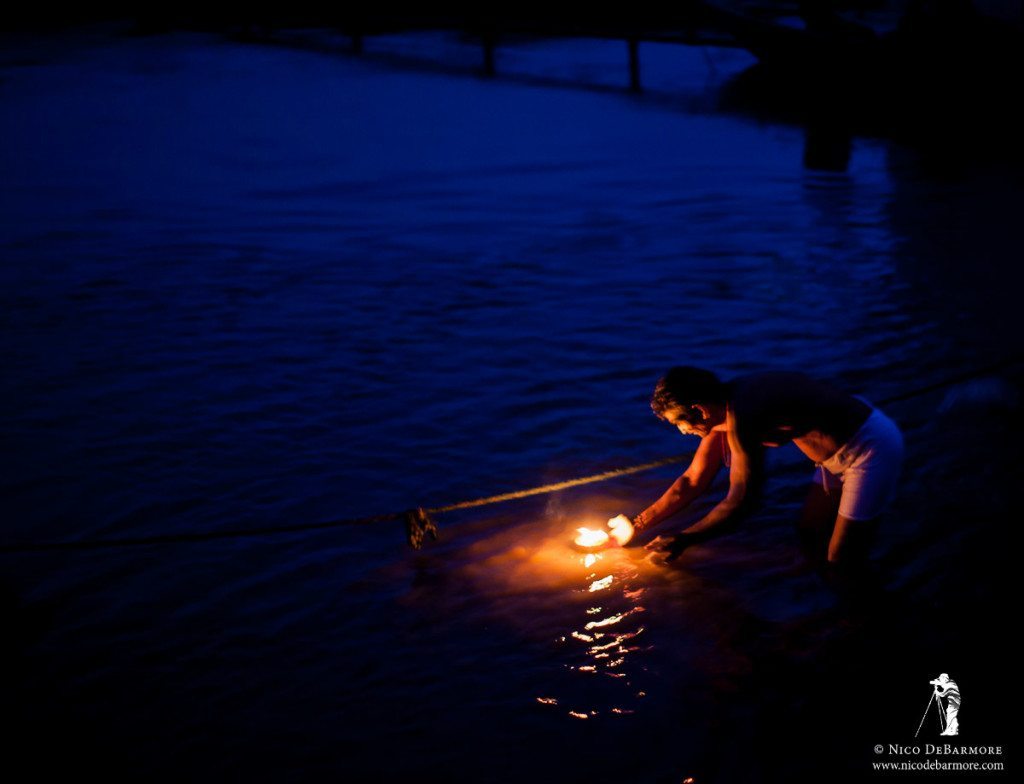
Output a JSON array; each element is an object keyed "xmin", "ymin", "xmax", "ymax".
[{"xmin": 2, "ymin": 355, "xmax": 1021, "ymax": 553}]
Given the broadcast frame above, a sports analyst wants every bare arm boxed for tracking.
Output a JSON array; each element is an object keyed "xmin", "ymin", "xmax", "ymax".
[
  {"xmin": 633, "ymin": 430, "xmax": 726, "ymax": 532},
  {"xmin": 679, "ymin": 407, "xmax": 764, "ymax": 538}
]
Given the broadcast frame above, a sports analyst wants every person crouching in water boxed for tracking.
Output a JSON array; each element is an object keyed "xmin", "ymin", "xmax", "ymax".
[{"xmin": 609, "ymin": 367, "xmax": 904, "ymax": 573}]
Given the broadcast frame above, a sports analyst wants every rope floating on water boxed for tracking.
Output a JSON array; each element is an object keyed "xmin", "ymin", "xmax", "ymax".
[
  {"xmin": 0, "ymin": 453, "xmax": 694, "ymax": 553},
  {"xmin": 2, "ymin": 354, "xmax": 1022, "ymax": 554},
  {"xmin": 428, "ymin": 453, "xmax": 692, "ymax": 513}
]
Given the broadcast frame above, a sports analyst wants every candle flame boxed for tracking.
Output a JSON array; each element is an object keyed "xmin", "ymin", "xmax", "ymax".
[
  {"xmin": 607, "ymin": 514, "xmax": 635, "ymax": 545},
  {"xmin": 574, "ymin": 527, "xmax": 609, "ymax": 548}
]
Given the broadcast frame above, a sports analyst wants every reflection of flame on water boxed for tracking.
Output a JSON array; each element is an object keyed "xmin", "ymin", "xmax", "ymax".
[
  {"xmin": 588, "ymin": 575, "xmax": 614, "ymax": 592},
  {"xmin": 525, "ymin": 520, "xmax": 659, "ymax": 719},
  {"xmin": 584, "ymin": 613, "xmax": 623, "ymax": 630}
]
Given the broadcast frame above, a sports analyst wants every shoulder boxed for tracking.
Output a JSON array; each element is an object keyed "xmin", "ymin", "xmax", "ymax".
[
  {"xmin": 728, "ymin": 371, "xmax": 821, "ymax": 415},
  {"xmin": 729, "ymin": 370, "xmax": 816, "ymax": 394}
]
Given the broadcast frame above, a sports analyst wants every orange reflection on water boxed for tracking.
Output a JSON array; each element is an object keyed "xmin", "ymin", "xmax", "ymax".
[
  {"xmin": 454, "ymin": 516, "xmax": 665, "ymax": 719},
  {"xmin": 588, "ymin": 575, "xmax": 614, "ymax": 592},
  {"xmin": 552, "ymin": 537, "xmax": 654, "ymax": 720},
  {"xmin": 584, "ymin": 606, "xmax": 642, "ymax": 631},
  {"xmin": 584, "ymin": 612, "xmax": 624, "ymax": 630}
]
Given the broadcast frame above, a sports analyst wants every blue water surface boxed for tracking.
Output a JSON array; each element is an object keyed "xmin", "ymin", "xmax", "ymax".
[{"xmin": 1, "ymin": 24, "xmax": 1019, "ymax": 783}]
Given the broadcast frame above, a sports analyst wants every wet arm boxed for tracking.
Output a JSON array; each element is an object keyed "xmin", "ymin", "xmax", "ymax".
[
  {"xmin": 634, "ymin": 431, "xmax": 725, "ymax": 532},
  {"xmin": 680, "ymin": 410, "xmax": 764, "ymax": 538}
]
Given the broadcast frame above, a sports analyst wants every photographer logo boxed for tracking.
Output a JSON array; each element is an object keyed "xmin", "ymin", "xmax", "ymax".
[{"xmin": 915, "ymin": 672, "xmax": 960, "ymax": 738}]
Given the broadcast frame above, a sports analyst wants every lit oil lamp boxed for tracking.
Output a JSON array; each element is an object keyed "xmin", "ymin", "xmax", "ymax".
[{"xmin": 573, "ymin": 527, "xmax": 609, "ymax": 551}]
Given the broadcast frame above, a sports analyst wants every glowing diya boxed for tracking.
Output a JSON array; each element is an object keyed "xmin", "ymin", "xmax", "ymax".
[{"xmin": 573, "ymin": 527, "xmax": 609, "ymax": 551}]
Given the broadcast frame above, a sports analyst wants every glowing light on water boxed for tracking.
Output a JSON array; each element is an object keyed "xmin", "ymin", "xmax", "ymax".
[
  {"xmin": 585, "ymin": 613, "xmax": 624, "ymax": 630},
  {"xmin": 582, "ymin": 608, "xmax": 642, "ymax": 633},
  {"xmin": 574, "ymin": 527, "xmax": 609, "ymax": 548},
  {"xmin": 588, "ymin": 575, "xmax": 613, "ymax": 592},
  {"xmin": 522, "ymin": 523, "xmax": 656, "ymax": 720}
]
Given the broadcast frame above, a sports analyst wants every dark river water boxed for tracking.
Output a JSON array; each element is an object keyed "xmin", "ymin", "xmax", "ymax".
[{"xmin": 1, "ymin": 24, "xmax": 1020, "ymax": 783}]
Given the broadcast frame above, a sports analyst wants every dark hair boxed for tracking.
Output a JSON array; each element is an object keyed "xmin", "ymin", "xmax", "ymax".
[{"xmin": 650, "ymin": 366, "xmax": 726, "ymax": 422}]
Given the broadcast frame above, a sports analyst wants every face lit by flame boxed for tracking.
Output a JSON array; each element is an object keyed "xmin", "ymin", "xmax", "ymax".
[{"xmin": 574, "ymin": 527, "xmax": 609, "ymax": 549}]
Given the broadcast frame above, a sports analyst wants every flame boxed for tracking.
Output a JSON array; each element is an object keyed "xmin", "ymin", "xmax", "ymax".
[
  {"xmin": 607, "ymin": 514, "xmax": 635, "ymax": 545},
  {"xmin": 574, "ymin": 527, "xmax": 609, "ymax": 548}
]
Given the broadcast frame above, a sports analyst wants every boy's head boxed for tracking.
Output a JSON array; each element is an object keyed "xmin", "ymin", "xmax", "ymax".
[{"xmin": 651, "ymin": 366, "xmax": 727, "ymax": 435}]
